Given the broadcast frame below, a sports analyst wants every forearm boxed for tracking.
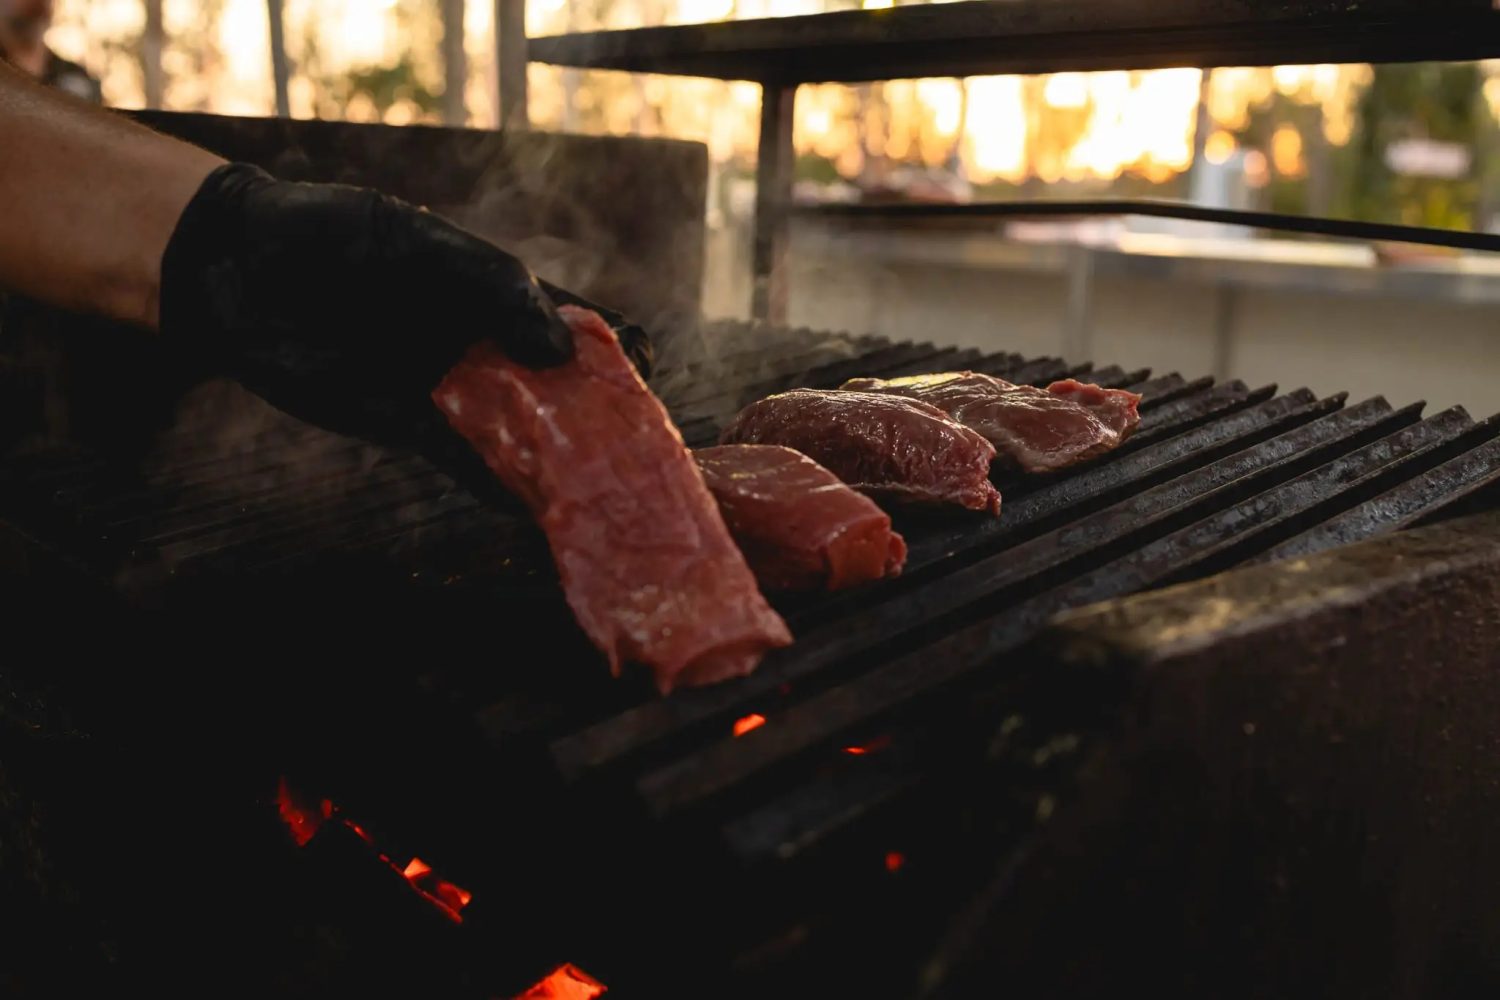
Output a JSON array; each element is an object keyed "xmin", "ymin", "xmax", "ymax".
[{"xmin": 0, "ymin": 61, "xmax": 223, "ymax": 330}]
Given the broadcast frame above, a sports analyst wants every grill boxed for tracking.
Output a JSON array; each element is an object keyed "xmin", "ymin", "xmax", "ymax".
[{"xmin": 6, "ymin": 316, "xmax": 1500, "ymax": 996}]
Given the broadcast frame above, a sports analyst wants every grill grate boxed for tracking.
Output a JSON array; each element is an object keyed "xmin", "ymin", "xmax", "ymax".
[
  {"xmin": 7, "ymin": 321, "xmax": 1500, "ymax": 714},
  {"xmin": 4, "ymin": 320, "xmax": 1500, "ymax": 993}
]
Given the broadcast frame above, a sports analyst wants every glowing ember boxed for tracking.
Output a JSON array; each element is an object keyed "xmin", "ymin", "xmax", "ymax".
[
  {"xmin": 515, "ymin": 963, "xmax": 607, "ymax": 1000},
  {"xmin": 404, "ymin": 856, "xmax": 475, "ymax": 923},
  {"xmin": 274, "ymin": 777, "xmax": 475, "ymax": 924},
  {"xmin": 842, "ymin": 735, "xmax": 892, "ymax": 757},
  {"xmin": 412, "ymin": 880, "xmax": 471, "ymax": 923},
  {"xmin": 884, "ymin": 851, "xmax": 906, "ymax": 873},
  {"xmin": 275, "ymin": 776, "xmax": 324, "ymax": 847},
  {"xmin": 732, "ymin": 713, "xmax": 767, "ymax": 737}
]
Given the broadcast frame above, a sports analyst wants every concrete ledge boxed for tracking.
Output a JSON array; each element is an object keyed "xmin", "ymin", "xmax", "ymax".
[{"xmin": 930, "ymin": 511, "xmax": 1500, "ymax": 997}]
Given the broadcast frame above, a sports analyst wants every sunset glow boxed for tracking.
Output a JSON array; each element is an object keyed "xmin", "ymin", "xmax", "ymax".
[{"xmin": 43, "ymin": 2, "xmax": 1485, "ymax": 187}]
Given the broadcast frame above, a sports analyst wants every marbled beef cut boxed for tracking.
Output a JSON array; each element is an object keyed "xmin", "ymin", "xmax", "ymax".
[
  {"xmin": 719, "ymin": 389, "xmax": 1001, "ymax": 515},
  {"xmin": 839, "ymin": 372, "xmax": 1141, "ymax": 474},
  {"xmin": 433, "ymin": 306, "xmax": 791, "ymax": 693},
  {"xmin": 1046, "ymin": 378, "xmax": 1142, "ymax": 438},
  {"xmin": 696, "ymin": 444, "xmax": 907, "ymax": 591}
]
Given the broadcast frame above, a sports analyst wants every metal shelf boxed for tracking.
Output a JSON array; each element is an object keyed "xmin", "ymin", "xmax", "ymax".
[
  {"xmin": 797, "ymin": 200, "xmax": 1500, "ymax": 254},
  {"xmin": 529, "ymin": 0, "xmax": 1500, "ymax": 84},
  {"xmin": 524, "ymin": 0, "xmax": 1500, "ymax": 322}
]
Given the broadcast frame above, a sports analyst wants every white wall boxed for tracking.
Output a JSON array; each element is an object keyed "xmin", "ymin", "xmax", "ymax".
[{"xmin": 704, "ymin": 225, "xmax": 1500, "ymax": 419}]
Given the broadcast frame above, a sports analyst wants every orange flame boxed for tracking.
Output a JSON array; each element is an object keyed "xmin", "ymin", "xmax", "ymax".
[
  {"xmin": 515, "ymin": 963, "xmax": 607, "ymax": 999},
  {"xmin": 884, "ymin": 851, "xmax": 906, "ymax": 873},
  {"xmin": 732, "ymin": 713, "xmax": 767, "ymax": 737}
]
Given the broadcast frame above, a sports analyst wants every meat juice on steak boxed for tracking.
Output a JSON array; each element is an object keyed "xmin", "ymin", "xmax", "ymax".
[
  {"xmin": 695, "ymin": 444, "xmax": 907, "ymax": 590},
  {"xmin": 719, "ymin": 389, "xmax": 1002, "ymax": 515},
  {"xmin": 433, "ymin": 306, "xmax": 791, "ymax": 693},
  {"xmin": 839, "ymin": 372, "xmax": 1141, "ymax": 474}
]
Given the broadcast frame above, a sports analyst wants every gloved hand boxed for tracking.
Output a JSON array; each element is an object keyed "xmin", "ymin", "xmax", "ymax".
[
  {"xmin": 159, "ymin": 162, "xmax": 575, "ymax": 447},
  {"xmin": 539, "ymin": 279, "xmax": 653, "ymax": 381},
  {"xmin": 158, "ymin": 162, "xmax": 651, "ymax": 507}
]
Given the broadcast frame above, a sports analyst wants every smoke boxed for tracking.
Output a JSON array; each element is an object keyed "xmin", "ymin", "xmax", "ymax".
[
  {"xmin": 3, "ymin": 113, "xmax": 879, "ymax": 599},
  {"xmin": 422, "ymin": 123, "xmax": 872, "ymax": 428},
  {"xmin": 437, "ymin": 126, "xmax": 709, "ymax": 357},
  {"xmin": 646, "ymin": 320, "xmax": 864, "ymax": 429}
]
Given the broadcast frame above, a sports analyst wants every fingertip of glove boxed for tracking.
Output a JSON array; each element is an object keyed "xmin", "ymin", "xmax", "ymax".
[{"xmin": 507, "ymin": 281, "xmax": 576, "ymax": 368}]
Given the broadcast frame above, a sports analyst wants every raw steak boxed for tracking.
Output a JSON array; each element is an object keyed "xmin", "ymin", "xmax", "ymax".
[
  {"xmin": 719, "ymin": 389, "xmax": 1001, "ymax": 515},
  {"xmin": 433, "ymin": 305, "xmax": 791, "ymax": 693},
  {"xmin": 1046, "ymin": 377, "xmax": 1142, "ymax": 437},
  {"xmin": 839, "ymin": 372, "xmax": 1141, "ymax": 473},
  {"xmin": 696, "ymin": 444, "xmax": 908, "ymax": 590}
]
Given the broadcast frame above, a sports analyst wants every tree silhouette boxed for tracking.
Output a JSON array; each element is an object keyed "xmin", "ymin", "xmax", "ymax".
[{"xmin": 1338, "ymin": 62, "xmax": 1486, "ymax": 229}]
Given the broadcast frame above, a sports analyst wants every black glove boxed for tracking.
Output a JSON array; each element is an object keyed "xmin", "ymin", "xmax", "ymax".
[
  {"xmin": 159, "ymin": 162, "xmax": 661, "ymax": 509},
  {"xmin": 159, "ymin": 161, "xmax": 578, "ymax": 449},
  {"xmin": 538, "ymin": 279, "xmax": 653, "ymax": 381}
]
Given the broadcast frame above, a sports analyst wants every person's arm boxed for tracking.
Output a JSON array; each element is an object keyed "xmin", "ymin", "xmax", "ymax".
[
  {"xmin": 0, "ymin": 60, "xmax": 223, "ymax": 330},
  {"xmin": 0, "ymin": 60, "xmax": 654, "ymax": 508},
  {"xmin": 0, "ymin": 59, "xmax": 580, "ymax": 439}
]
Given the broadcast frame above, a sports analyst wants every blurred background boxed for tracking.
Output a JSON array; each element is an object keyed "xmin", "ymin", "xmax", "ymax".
[{"xmin": 17, "ymin": 0, "xmax": 1500, "ymax": 410}]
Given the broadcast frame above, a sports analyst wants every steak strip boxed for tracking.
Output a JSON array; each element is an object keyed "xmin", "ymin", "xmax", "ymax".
[
  {"xmin": 696, "ymin": 444, "xmax": 908, "ymax": 591},
  {"xmin": 720, "ymin": 389, "xmax": 1001, "ymax": 515},
  {"xmin": 840, "ymin": 372, "xmax": 1141, "ymax": 473},
  {"xmin": 434, "ymin": 306, "xmax": 791, "ymax": 693}
]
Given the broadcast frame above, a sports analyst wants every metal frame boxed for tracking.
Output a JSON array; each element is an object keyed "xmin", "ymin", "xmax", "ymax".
[
  {"xmin": 799, "ymin": 200, "xmax": 1500, "ymax": 255},
  {"xmin": 527, "ymin": 0, "xmax": 1500, "ymax": 324},
  {"xmin": 752, "ymin": 85, "xmax": 796, "ymax": 322},
  {"xmin": 258, "ymin": 1, "xmax": 528, "ymax": 129},
  {"xmin": 800, "ymin": 200, "xmax": 1500, "ymax": 359},
  {"xmin": 529, "ymin": 1, "xmax": 1500, "ymax": 83},
  {"xmin": 496, "ymin": 0, "xmax": 529, "ymax": 128}
]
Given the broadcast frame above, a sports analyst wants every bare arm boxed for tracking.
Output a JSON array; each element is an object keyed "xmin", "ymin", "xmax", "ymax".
[{"xmin": 0, "ymin": 60, "xmax": 223, "ymax": 330}]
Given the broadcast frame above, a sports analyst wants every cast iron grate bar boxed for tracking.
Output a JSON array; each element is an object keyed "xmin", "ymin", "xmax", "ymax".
[
  {"xmin": 638, "ymin": 408, "xmax": 1500, "ymax": 854},
  {"xmin": 810, "ymin": 388, "xmax": 1327, "ymax": 618},
  {"xmin": 668, "ymin": 339, "xmax": 938, "ymax": 411},
  {"xmin": 622, "ymin": 395, "xmax": 1407, "ymax": 808},
  {"xmin": 1252, "ymin": 426, "xmax": 1500, "ymax": 565},
  {"xmin": 546, "ymin": 389, "xmax": 1376, "ymax": 783},
  {"xmin": 7, "ymin": 316, "xmax": 1499, "ymax": 866}
]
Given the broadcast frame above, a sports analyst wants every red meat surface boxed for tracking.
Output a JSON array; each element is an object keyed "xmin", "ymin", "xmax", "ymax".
[
  {"xmin": 719, "ymin": 389, "xmax": 1001, "ymax": 515},
  {"xmin": 839, "ymin": 372, "xmax": 1141, "ymax": 474},
  {"xmin": 695, "ymin": 444, "xmax": 907, "ymax": 590},
  {"xmin": 1047, "ymin": 377, "xmax": 1143, "ymax": 437},
  {"xmin": 433, "ymin": 305, "xmax": 791, "ymax": 693}
]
